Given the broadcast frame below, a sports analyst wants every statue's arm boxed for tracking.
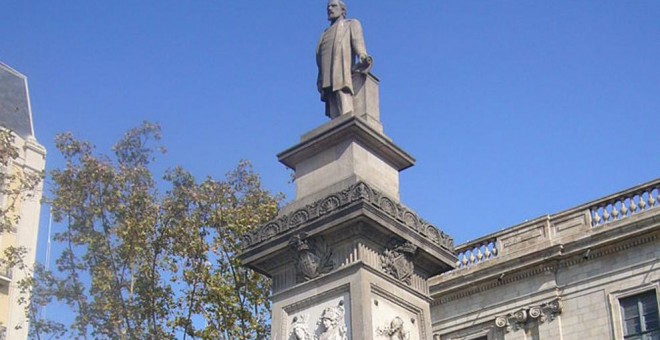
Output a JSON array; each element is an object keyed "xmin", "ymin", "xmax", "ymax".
[
  {"xmin": 315, "ymin": 36, "xmax": 324, "ymax": 95},
  {"xmin": 350, "ymin": 20, "xmax": 368, "ymax": 60}
]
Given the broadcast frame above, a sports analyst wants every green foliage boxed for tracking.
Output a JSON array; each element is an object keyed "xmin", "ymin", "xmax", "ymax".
[
  {"xmin": 30, "ymin": 123, "xmax": 281, "ymax": 339},
  {"xmin": 0, "ymin": 128, "xmax": 43, "ymax": 234}
]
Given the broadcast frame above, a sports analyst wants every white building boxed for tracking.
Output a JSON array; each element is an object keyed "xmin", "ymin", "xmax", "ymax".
[{"xmin": 0, "ymin": 62, "xmax": 46, "ymax": 340}]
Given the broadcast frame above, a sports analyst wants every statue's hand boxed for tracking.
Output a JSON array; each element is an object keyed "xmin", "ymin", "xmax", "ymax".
[
  {"xmin": 352, "ymin": 54, "xmax": 373, "ymax": 74},
  {"xmin": 359, "ymin": 54, "xmax": 371, "ymax": 64}
]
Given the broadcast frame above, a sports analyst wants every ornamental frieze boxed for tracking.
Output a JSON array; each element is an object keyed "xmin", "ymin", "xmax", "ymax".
[{"xmin": 242, "ymin": 181, "xmax": 453, "ymax": 251}]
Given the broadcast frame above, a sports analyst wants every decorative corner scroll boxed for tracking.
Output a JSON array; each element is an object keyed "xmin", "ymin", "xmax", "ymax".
[
  {"xmin": 381, "ymin": 238, "xmax": 417, "ymax": 285},
  {"xmin": 290, "ymin": 232, "xmax": 334, "ymax": 283},
  {"xmin": 494, "ymin": 298, "xmax": 562, "ymax": 332}
]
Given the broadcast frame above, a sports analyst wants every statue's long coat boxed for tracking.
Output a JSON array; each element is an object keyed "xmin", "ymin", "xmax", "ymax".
[{"xmin": 316, "ymin": 18, "xmax": 367, "ymax": 101}]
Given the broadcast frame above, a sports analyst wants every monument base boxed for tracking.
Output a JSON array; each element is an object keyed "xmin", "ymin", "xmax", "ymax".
[{"xmin": 279, "ymin": 115, "xmax": 414, "ymax": 203}]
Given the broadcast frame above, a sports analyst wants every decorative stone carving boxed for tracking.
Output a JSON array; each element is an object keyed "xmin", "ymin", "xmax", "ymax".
[
  {"xmin": 376, "ymin": 316, "xmax": 411, "ymax": 339},
  {"xmin": 318, "ymin": 301, "xmax": 348, "ymax": 340},
  {"xmin": 533, "ymin": 299, "xmax": 562, "ymax": 323},
  {"xmin": 381, "ymin": 238, "xmax": 417, "ymax": 285},
  {"xmin": 494, "ymin": 316, "xmax": 508, "ymax": 329},
  {"xmin": 494, "ymin": 298, "xmax": 562, "ymax": 332},
  {"xmin": 290, "ymin": 233, "xmax": 334, "ymax": 282},
  {"xmin": 290, "ymin": 314, "xmax": 314, "ymax": 340},
  {"xmin": 243, "ymin": 181, "xmax": 454, "ymax": 252}
]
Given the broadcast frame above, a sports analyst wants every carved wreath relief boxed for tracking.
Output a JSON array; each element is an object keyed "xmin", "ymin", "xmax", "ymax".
[
  {"xmin": 380, "ymin": 238, "xmax": 417, "ymax": 285},
  {"xmin": 290, "ymin": 232, "xmax": 334, "ymax": 283},
  {"xmin": 289, "ymin": 301, "xmax": 348, "ymax": 340},
  {"xmin": 375, "ymin": 316, "xmax": 412, "ymax": 340}
]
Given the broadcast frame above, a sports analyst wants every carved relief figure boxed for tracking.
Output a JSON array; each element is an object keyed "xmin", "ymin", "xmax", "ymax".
[
  {"xmin": 290, "ymin": 315, "xmax": 314, "ymax": 340},
  {"xmin": 289, "ymin": 233, "xmax": 334, "ymax": 282},
  {"xmin": 381, "ymin": 239, "xmax": 417, "ymax": 285},
  {"xmin": 317, "ymin": 0, "xmax": 372, "ymax": 119},
  {"xmin": 376, "ymin": 316, "xmax": 411, "ymax": 340},
  {"xmin": 317, "ymin": 302, "xmax": 348, "ymax": 340}
]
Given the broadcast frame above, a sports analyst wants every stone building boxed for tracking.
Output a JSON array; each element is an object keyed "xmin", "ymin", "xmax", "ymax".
[
  {"xmin": 431, "ymin": 179, "xmax": 659, "ymax": 339},
  {"xmin": 0, "ymin": 62, "xmax": 46, "ymax": 340}
]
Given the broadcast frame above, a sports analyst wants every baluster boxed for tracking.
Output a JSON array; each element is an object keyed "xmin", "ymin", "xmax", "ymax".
[
  {"xmin": 630, "ymin": 197, "xmax": 638, "ymax": 213},
  {"xmin": 469, "ymin": 251, "xmax": 476, "ymax": 265},
  {"xmin": 639, "ymin": 192, "xmax": 648, "ymax": 210},
  {"xmin": 461, "ymin": 254, "xmax": 468, "ymax": 267},
  {"xmin": 592, "ymin": 209, "xmax": 601, "ymax": 226},
  {"xmin": 484, "ymin": 245, "xmax": 491, "ymax": 259},
  {"xmin": 602, "ymin": 205, "xmax": 610, "ymax": 221},
  {"xmin": 620, "ymin": 199, "xmax": 629, "ymax": 216},
  {"xmin": 611, "ymin": 201, "xmax": 620, "ymax": 219},
  {"xmin": 476, "ymin": 247, "xmax": 483, "ymax": 262},
  {"xmin": 648, "ymin": 188, "xmax": 657, "ymax": 207},
  {"xmin": 492, "ymin": 244, "xmax": 498, "ymax": 256}
]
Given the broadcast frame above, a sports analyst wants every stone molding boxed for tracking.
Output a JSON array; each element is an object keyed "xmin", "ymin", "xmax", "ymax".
[
  {"xmin": 494, "ymin": 298, "xmax": 562, "ymax": 332},
  {"xmin": 242, "ymin": 181, "xmax": 453, "ymax": 251}
]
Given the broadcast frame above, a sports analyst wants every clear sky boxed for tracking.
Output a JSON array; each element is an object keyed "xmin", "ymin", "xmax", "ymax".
[{"xmin": 2, "ymin": 0, "xmax": 659, "ymax": 279}]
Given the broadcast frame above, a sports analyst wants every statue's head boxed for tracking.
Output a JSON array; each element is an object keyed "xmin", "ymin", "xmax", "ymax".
[
  {"xmin": 291, "ymin": 315, "xmax": 311, "ymax": 340},
  {"xmin": 320, "ymin": 306, "xmax": 340, "ymax": 329},
  {"xmin": 390, "ymin": 317, "xmax": 404, "ymax": 332},
  {"xmin": 327, "ymin": 0, "xmax": 347, "ymax": 22}
]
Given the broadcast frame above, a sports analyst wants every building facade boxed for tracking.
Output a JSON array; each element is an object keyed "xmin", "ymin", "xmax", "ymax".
[
  {"xmin": 431, "ymin": 179, "xmax": 659, "ymax": 339},
  {"xmin": 0, "ymin": 63, "xmax": 46, "ymax": 340}
]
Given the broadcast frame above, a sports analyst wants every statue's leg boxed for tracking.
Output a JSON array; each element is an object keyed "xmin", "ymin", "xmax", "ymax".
[{"xmin": 324, "ymin": 89, "xmax": 340, "ymax": 119}]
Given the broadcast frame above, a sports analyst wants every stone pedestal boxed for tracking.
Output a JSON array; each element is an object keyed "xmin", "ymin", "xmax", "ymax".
[
  {"xmin": 279, "ymin": 114, "xmax": 413, "ymax": 205},
  {"xmin": 352, "ymin": 73, "xmax": 382, "ymax": 133},
  {"xmin": 240, "ymin": 73, "xmax": 456, "ymax": 340}
]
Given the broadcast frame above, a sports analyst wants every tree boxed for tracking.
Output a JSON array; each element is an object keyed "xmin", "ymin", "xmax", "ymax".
[{"xmin": 28, "ymin": 123, "xmax": 280, "ymax": 339}]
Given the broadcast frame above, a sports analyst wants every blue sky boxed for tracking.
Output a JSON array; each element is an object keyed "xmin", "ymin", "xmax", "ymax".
[{"xmin": 2, "ymin": 0, "xmax": 659, "ymax": 273}]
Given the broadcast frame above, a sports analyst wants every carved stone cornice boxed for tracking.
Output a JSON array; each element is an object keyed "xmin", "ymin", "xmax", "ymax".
[
  {"xmin": 494, "ymin": 298, "xmax": 562, "ymax": 332},
  {"xmin": 242, "ymin": 181, "xmax": 454, "ymax": 252}
]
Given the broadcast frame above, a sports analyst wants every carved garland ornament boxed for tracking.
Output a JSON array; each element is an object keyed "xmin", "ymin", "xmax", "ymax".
[
  {"xmin": 494, "ymin": 298, "xmax": 562, "ymax": 332},
  {"xmin": 243, "ymin": 181, "xmax": 453, "ymax": 251}
]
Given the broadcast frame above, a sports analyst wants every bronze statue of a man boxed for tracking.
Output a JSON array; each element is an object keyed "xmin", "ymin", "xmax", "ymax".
[{"xmin": 316, "ymin": 0, "xmax": 372, "ymax": 119}]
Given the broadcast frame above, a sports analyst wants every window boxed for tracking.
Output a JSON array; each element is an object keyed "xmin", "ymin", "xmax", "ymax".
[{"xmin": 620, "ymin": 290, "xmax": 659, "ymax": 339}]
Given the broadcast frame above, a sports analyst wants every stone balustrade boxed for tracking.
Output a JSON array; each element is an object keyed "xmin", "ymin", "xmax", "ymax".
[
  {"xmin": 448, "ymin": 178, "xmax": 660, "ymax": 273},
  {"xmin": 455, "ymin": 238, "xmax": 498, "ymax": 269},
  {"xmin": 589, "ymin": 179, "xmax": 659, "ymax": 227}
]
